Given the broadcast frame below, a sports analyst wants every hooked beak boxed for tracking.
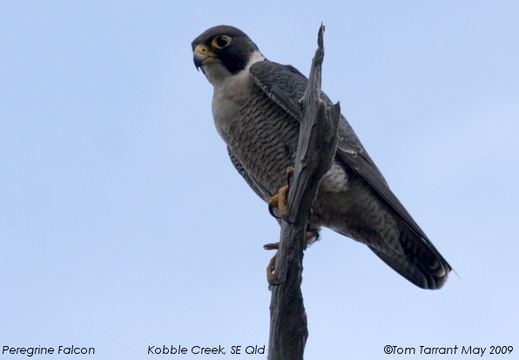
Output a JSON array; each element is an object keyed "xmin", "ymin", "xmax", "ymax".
[{"xmin": 193, "ymin": 44, "xmax": 217, "ymax": 70}]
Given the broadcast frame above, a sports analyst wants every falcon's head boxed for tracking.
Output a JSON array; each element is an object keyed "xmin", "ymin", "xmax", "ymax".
[{"xmin": 192, "ymin": 25, "xmax": 264, "ymax": 84}]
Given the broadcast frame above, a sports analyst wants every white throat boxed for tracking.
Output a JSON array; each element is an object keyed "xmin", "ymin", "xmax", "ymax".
[
  {"xmin": 201, "ymin": 50, "xmax": 265, "ymax": 86},
  {"xmin": 200, "ymin": 50, "xmax": 265, "ymax": 143}
]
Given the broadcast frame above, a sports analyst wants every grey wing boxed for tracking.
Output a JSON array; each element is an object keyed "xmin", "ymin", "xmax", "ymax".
[
  {"xmin": 250, "ymin": 60, "xmax": 399, "ymax": 223},
  {"xmin": 250, "ymin": 60, "xmax": 451, "ymax": 288}
]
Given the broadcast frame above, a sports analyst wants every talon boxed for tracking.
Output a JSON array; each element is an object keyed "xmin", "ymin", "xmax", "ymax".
[
  {"xmin": 266, "ymin": 253, "xmax": 280, "ymax": 285},
  {"xmin": 268, "ymin": 167, "xmax": 295, "ymax": 221},
  {"xmin": 263, "ymin": 242, "xmax": 279, "ymax": 250},
  {"xmin": 285, "ymin": 166, "xmax": 295, "ymax": 183},
  {"xmin": 306, "ymin": 230, "xmax": 319, "ymax": 242},
  {"xmin": 268, "ymin": 199, "xmax": 281, "ymax": 219},
  {"xmin": 267, "ymin": 254, "xmax": 276, "ymax": 280}
]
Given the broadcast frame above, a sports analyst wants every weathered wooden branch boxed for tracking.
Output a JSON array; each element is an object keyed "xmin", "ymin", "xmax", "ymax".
[{"xmin": 267, "ymin": 24, "xmax": 341, "ymax": 360}]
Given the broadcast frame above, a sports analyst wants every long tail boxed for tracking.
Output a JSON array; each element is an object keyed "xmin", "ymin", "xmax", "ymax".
[{"xmin": 369, "ymin": 225, "xmax": 452, "ymax": 289}]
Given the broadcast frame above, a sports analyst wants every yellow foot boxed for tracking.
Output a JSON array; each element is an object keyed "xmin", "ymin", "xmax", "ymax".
[
  {"xmin": 268, "ymin": 167, "xmax": 295, "ymax": 219},
  {"xmin": 268, "ymin": 185, "xmax": 290, "ymax": 218},
  {"xmin": 263, "ymin": 230, "xmax": 318, "ymax": 284},
  {"xmin": 266, "ymin": 253, "xmax": 278, "ymax": 284},
  {"xmin": 263, "ymin": 242, "xmax": 279, "ymax": 283}
]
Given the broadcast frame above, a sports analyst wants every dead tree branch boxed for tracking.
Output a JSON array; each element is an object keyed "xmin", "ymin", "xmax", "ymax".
[{"xmin": 267, "ymin": 24, "xmax": 341, "ymax": 360}]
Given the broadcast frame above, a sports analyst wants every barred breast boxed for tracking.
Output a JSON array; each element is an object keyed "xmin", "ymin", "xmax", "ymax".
[
  {"xmin": 226, "ymin": 84, "xmax": 354, "ymax": 224},
  {"xmin": 227, "ymin": 84, "xmax": 299, "ymax": 201}
]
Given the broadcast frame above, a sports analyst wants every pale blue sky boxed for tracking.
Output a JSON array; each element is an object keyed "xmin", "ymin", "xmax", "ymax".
[{"xmin": 1, "ymin": 1, "xmax": 518, "ymax": 359}]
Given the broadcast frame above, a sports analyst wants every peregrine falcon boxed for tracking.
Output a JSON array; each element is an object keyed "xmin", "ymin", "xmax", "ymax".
[{"xmin": 192, "ymin": 25, "xmax": 451, "ymax": 289}]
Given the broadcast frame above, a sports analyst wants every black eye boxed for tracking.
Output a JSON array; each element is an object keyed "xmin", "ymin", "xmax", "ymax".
[{"xmin": 212, "ymin": 35, "xmax": 232, "ymax": 49}]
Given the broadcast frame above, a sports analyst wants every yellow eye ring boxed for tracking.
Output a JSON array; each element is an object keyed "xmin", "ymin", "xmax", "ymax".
[{"xmin": 212, "ymin": 35, "xmax": 232, "ymax": 49}]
